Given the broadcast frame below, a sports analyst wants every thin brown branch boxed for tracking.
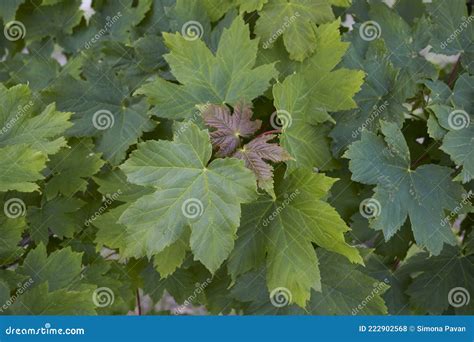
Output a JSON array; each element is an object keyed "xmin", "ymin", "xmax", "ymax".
[{"xmin": 136, "ymin": 289, "xmax": 142, "ymax": 316}]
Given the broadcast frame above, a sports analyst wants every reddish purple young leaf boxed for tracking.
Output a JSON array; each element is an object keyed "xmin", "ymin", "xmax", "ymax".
[
  {"xmin": 233, "ymin": 134, "xmax": 292, "ymax": 187},
  {"xmin": 201, "ymin": 102, "xmax": 262, "ymax": 156}
]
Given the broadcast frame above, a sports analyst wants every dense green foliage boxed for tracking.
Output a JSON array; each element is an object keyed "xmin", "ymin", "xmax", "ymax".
[{"xmin": 0, "ymin": 0, "xmax": 472, "ymax": 315}]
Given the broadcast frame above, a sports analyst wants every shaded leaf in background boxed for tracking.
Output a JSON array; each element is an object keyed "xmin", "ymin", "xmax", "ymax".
[{"xmin": 345, "ymin": 121, "xmax": 467, "ymax": 255}]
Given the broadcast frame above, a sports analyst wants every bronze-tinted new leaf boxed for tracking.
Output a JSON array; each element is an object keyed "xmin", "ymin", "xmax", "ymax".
[
  {"xmin": 201, "ymin": 102, "xmax": 261, "ymax": 156},
  {"xmin": 233, "ymin": 134, "xmax": 292, "ymax": 190}
]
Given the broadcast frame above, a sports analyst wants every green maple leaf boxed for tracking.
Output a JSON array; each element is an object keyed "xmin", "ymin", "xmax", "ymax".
[
  {"xmin": 27, "ymin": 196, "xmax": 85, "ymax": 244},
  {"xmin": 10, "ymin": 282, "xmax": 97, "ymax": 315},
  {"xmin": 344, "ymin": 121, "xmax": 467, "ymax": 255},
  {"xmin": 43, "ymin": 62, "xmax": 155, "ymax": 165},
  {"xmin": 45, "ymin": 139, "xmax": 105, "ymax": 199},
  {"xmin": 0, "ymin": 145, "xmax": 46, "ymax": 192},
  {"xmin": 273, "ymin": 20, "xmax": 364, "ymax": 171},
  {"xmin": 142, "ymin": 262, "xmax": 207, "ymax": 305},
  {"xmin": 88, "ymin": 0, "xmax": 152, "ymax": 43},
  {"xmin": 0, "ymin": 215, "xmax": 25, "ymax": 266},
  {"xmin": 17, "ymin": 0, "xmax": 83, "ymax": 42},
  {"xmin": 442, "ymin": 125, "xmax": 474, "ymax": 183},
  {"xmin": 363, "ymin": 252, "xmax": 412, "ymax": 315},
  {"xmin": 153, "ymin": 228, "xmax": 190, "ymax": 278},
  {"xmin": 93, "ymin": 204, "xmax": 130, "ymax": 255},
  {"xmin": 330, "ymin": 35, "xmax": 407, "ymax": 153},
  {"xmin": 0, "ymin": 0, "xmax": 25, "ymax": 22},
  {"xmin": 0, "ymin": 84, "xmax": 72, "ymax": 192},
  {"xmin": 92, "ymin": 169, "xmax": 153, "ymax": 257},
  {"xmin": 59, "ymin": 0, "xmax": 152, "ymax": 52},
  {"xmin": 235, "ymin": 0, "xmax": 268, "ymax": 13},
  {"xmin": 403, "ymin": 246, "xmax": 474, "ymax": 315},
  {"xmin": 308, "ymin": 249, "xmax": 388, "ymax": 315},
  {"xmin": 5, "ymin": 40, "xmax": 60, "ymax": 92},
  {"xmin": 427, "ymin": 74, "xmax": 474, "ymax": 183},
  {"xmin": 199, "ymin": 0, "xmax": 269, "ymax": 21},
  {"xmin": 201, "ymin": 0, "xmax": 235, "ymax": 21},
  {"xmin": 255, "ymin": 0, "xmax": 337, "ymax": 61},
  {"xmin": 135, "ymin": 15, "xmax": 278, "ymax": 120},
  {"xmin": 228, "ymin": 168, "xmax": 361, "ymax": 308},
  {"xmin": 0, "ymin": 85, "xmax": 71, "ymax": 154},
  {"xmin": 18, "ymin": 244, "xmax": 83, "ymax": 291},
  {"xmin": 119, "ymin": 122, "xmax": 256, "ymax": 273},
  {"xmin": 230, "ymin": 249, "xmax": 385, "ymax": 314},
  {"xmin": 93, "ymin": 168, "xmax": 153, "ymax": 203},
  {"xmin": 368, "ymin": 2, "xmax": 437, "ymax": 88},
  {"xmin": 426, "ymin": 0, "xmax": 474, "ymax": 73}
]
